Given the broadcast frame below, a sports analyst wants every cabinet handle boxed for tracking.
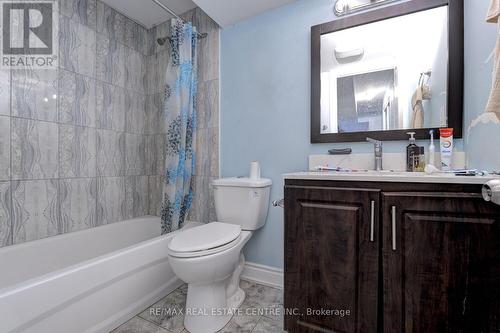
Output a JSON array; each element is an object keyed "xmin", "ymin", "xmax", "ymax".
[
  {"xmin": 391, "ymin": 206, "xmax": 397, "ymax": 251},
  {"xmin": 370, "ymin": 200, "xmax": 375, "ymax": 242}
]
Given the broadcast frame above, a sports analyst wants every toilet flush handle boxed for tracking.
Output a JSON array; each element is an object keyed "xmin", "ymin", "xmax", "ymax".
[{"xmin": 272, "ymin": 199, "xmax": 284, "ymax": 208}]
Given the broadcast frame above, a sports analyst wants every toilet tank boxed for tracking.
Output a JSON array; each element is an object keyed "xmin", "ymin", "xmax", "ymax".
[{"xmin": 212, "ymin": 178, "xmax": 272, "ymax": 231}]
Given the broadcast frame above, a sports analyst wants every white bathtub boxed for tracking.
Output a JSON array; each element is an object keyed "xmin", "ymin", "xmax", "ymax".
[{"xmin": 0, "ymin": 216, "xmax": 200, "ymax": 333}]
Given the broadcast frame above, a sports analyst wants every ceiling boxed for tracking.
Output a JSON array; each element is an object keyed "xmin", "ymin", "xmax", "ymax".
[
  {"xmin": 192, "ymin": 0, "xmax": 297, "ymax": 27},
  {"xmin": 101, "ymin": 0, "xmax": 198, "ymax": 29},
  {"xmin": 101, "ymin": 0, "xmax": 297, "ymax": 29}
]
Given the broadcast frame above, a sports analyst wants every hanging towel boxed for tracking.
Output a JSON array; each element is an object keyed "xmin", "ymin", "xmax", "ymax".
[
  {"xmin": 485, "ymin": 0, "xmax": 500, "ymax": 115},
  {"xmin": 411, "ymin": 87, "xmax": 424, "ymax": 128},
  {"xmin": 487, "ymin": 0, "xmax": 500, "ymax": 23}
]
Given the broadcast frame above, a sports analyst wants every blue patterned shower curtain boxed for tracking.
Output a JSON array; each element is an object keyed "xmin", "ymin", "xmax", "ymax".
[{"xmin": 160, "ymin": 19, "xmax": 198, "ymax": 234}]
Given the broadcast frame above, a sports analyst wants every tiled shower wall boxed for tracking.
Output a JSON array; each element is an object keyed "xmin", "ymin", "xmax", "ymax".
[{"xmin": 0, "ymin": 0, "xmax": 220, "ymax": 248}]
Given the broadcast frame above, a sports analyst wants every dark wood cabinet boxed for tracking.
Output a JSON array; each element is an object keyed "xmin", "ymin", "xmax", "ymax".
[
  {"xmin": 284, "ymin": 185, "xmax": 380, "ymax": 333},
  {"xmin": 382, "ymin": 192, "xmax": 500, "ymax": 333},
  {"xmin": 284, "ymin": 180, "xmax": 500, "ymax": 333}
]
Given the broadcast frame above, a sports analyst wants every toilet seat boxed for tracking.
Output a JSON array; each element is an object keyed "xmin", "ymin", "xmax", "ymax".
[{"xmin": 168, "ymin": 222, "xmax": 242, "ymax": 258}]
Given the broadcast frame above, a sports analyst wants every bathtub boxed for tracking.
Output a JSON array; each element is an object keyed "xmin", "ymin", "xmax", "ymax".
[{"xmin": 0, "ymin": 216, "xmax": 200, "ymax": 333}]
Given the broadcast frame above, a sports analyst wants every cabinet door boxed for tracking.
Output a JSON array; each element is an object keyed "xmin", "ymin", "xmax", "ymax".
[
  {"xmin": 285, "ymin": 186, "xmax": 380, "ymax": 333},
  {"xmin": 383, "ymin": 192, "xmax": 500, "ymax": 333}
]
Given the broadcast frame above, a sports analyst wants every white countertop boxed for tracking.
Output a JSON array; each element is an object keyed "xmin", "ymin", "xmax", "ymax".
[{"xmin": 283, "ymin": 171, "xmax": 500, "ymax": 185}]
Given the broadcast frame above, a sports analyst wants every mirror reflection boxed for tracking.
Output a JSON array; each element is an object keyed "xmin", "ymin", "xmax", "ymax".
[{"xmin": 320, "ymin": 6, "xmax": 449, "ymax": 134}]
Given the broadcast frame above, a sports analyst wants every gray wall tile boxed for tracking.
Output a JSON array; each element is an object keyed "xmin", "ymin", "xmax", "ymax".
[
  {"xmin": 125, "ymin": 92, "xmax": 146, "ymax": 134},
  {"xmin": 145, "ymin": 54, "xmax": 159, "ymax": 94},
  {"xmin": 12, "ymin": 118, "xmax": 59, "ymax": 180},
  {"xmin": 0, "ymin": 181, "xmax": 11, "ymax": 247},
  {"xmin": 0, "ymin": 70, "xmax": 10, "ymax": 116},
  {"xmin": 97, "ymin": 129, "xmax": 125, "ymax": 176},
  {"xmin": 195, "ymin": 127, "xmax": 218, "ymax": 177},
  {"xmin": 96, "ymin": 1, "xmax": 125, "ymax": 43},
  {"xmin": 145, "ymin": 134, "xmax": 165, "ymax": 176},
  {"xmin": 59, "ymin": 178, "xmax": 97, "ymax": 233},
  {"xmin": 125, "ymin": 176, "xmax": 149, "ymax": 219},
  {"xmin": 97, "ymin": 176, "xmax": 125, "ymax": 225},
  {"xmin": 1, "ymin": 2, "xmax": 157, "ymax": 249},
  {"xmin": 145, "ymin": 93, "xmax": 162, "ymax": 134},
  {"xmin": 187, "ymin": 176, "xmax": 216, "ymax": 223},
  {"xmin": 12, "ymin": 69, "xmax": 58, "ymax": 122},
  {"xmin": 59, "ymin": 16, "xmax": 96, "ymax": 78},
  {"xmin": 1, "ymin": 5, "xmax": 219, "ymax": 247},
  {"xmin": 198, "ymin": 79, "xmax": 219, "ymax": 129},
  {"xmin": 156, "ymin": 50, "xmax": 169, "ymax": 93},
  {"xmin": 124, "ymin": 18, "xmax": 139, "ymax": 51},
  {"xmin": 0, "ymin": 116, "xmax": 10, "ymax": 180},
  {"xmin": 96, "ymin": 81, "xmax": 126, "ymax": 131},
  {"xmin": 59, "ymin": 125, "xmax": 97, "ymax": 178},
  {"xmin": 125, "ymin": 47, "xmax": 146, "ymax": 93},
  {"xmin": 148, "ymin": 22, "xmax": 169, "ymax": 55},
  {"xmin": 137, "ymin": 26, "xmax": 149, "ymax": 56},
  {"xmin": 96, "ymin": 34, "xmax": 125, "ymax": 87},
  {"xmin": 148, "ymin": 175, "xmax": 164, "ymax": 216},
  {"xmin": 125, "ymin": 134, "xmax": 146, "ymax": 176},
  {"xmin": 11, "ymin": 179, "xmax": 59, "ymax": 244},
  {"xmin": 59, "ymin": 69, "xmax": 96, "ymax": 127},
  {"xmin": 60, "ymin": 0, "xmax": 97, "ymax": 28}
]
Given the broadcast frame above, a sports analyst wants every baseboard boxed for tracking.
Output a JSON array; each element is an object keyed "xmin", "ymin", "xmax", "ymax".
[{"xmin": 241, "ymin": 262, "xmax": 283, "ymax": 289}]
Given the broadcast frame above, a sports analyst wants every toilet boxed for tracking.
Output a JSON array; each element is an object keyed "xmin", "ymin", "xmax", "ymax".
[{"xmin": 167, "ymin": 177, "xmax": 272, "ymax": 333}]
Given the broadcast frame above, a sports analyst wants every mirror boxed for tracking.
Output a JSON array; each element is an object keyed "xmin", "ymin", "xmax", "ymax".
[{"xmin": 311, "ymin": 0, "xmax": 464, "ymax": 143}]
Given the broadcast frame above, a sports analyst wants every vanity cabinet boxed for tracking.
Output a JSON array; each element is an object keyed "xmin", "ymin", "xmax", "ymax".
[
  {"xmin": 383, "ymin": 192, "xmax": 500, "ymax": 333},
  {"xmin": 284, "ymin": 180, "xmax": 500, "ymax": 333},
  {"xmin": 284, "ymin": 185, "xmax": 381, "ymax": 333}
]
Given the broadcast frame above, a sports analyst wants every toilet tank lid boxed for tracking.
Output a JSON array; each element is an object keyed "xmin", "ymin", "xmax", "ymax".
[{"xmin": 212, "ymin": 177, "xmax": 272, "ymax": 188}]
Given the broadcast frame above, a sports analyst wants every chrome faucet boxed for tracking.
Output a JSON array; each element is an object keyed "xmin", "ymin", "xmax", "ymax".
[{"xmin": 366, "ymin": 137, "xmax": 383, "ymax": 171}]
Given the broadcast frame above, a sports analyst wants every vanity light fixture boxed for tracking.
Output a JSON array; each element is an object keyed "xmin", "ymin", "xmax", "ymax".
[{"xmin": 334, "ymin": 0, "xmax": 400, "ymax": 16}]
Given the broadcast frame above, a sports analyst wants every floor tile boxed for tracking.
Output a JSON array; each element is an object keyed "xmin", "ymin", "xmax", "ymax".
[
  {"xmin": 112, "ymin": 316, "xmax": 169, "ymax": 333},
  {"xmin": 139, "ymin": 287, "xmax": 187, "ymax": 332},
  {"xmin": 217, "ymin": 309, "xmax": 260, "ymax": 333},
  {"xmin": 252, "ymin": 316, "xmax": 286, "ymax": 333},
  {"xmin": 114, "ymin": 282, "xmax": 286, "ymax": 333},
  {"xmin": 240, "ymin": 280, "xmax": 282, "ymax": 310}
]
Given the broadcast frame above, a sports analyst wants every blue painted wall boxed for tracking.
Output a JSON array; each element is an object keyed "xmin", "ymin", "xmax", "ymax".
[{"xmin": 220, "ymin": 0, "xmax": 499, "ymax": 269}]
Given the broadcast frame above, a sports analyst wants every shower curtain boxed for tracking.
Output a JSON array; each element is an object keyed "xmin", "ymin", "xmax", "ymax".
[{"xmin": 160, "ymin": 19, "xmax": 198, "ymax": 234}]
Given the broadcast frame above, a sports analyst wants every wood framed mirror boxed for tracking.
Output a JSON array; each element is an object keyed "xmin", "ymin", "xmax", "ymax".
[{"xmin": 311, "ymin": 0, "xmax": 464, "ymax": 143}]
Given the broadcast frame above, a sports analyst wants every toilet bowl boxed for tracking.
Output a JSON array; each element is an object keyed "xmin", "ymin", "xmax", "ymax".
[
  {"xmin": 167, "ymin": 177, "xmax": 272, "ymax": 333},
  {"xmin": 168, "ymin": 223, "xmax": 252, "ymax": 333}
]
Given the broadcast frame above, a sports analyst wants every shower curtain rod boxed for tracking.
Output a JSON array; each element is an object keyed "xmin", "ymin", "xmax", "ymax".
[{"xmin": 151, "ymin": 0, "xmax": 208, "ymax": 40}]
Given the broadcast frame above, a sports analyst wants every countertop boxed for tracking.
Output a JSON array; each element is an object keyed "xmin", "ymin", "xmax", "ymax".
[{"xmin": 283, "ymin": 171, "xmax": 500, "ymax": 185}]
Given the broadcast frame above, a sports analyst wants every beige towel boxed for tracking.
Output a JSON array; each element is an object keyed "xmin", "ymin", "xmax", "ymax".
[
  {"xmin": 485, "ymin": 0, "xmax": 500, "ymax": 115},
  {"xmin": 411, "ymin": 87, "xmax": 424, "ymax": 128},
  {"xmin": 487, "ymin": 0, "xmax": 500, "ymax": 23}
]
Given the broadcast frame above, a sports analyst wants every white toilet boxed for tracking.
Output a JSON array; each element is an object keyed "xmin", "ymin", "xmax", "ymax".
[{"xmin": 167, "ymin": 177, "xmax": 272, "ymax": 333}]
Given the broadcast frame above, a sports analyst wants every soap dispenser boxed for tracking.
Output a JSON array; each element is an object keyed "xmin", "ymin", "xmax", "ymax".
[{"xmin": 406, "ymin": 132, "xmax": 419, "ymax": 172}]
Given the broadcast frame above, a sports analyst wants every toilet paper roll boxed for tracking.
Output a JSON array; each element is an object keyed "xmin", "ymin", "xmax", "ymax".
[
  {"xmin": 482, "ymin": 180, "xmax": 500, "ymax": 205},
  {"xmin": 249, "ymin": 161, "xmax": 261, "ymax": 179}
]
